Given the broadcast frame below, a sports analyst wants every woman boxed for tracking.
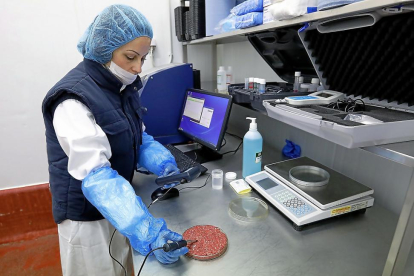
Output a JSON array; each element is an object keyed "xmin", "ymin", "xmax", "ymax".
[{"xmin": 42, "ymin": 5, "xmax": 188, "ymax": 276}]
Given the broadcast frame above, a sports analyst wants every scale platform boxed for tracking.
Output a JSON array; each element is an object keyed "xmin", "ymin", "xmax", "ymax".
[{"xmin": 245, "ymin": 157, "xmax": 374, "ymax": 231}]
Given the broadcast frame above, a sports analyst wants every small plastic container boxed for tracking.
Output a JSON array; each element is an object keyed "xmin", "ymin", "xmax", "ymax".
[
  {"xmin": 212, "ymin": 169, "xmax": 224, "ymax": 189},
  {"xmin": 293, "ymin": 71, "xmax": 301, "ymax": 92},
  {"xmin": 258, "ymin": 79, "xmax": 266, "ymax": 94},
  {"xmin": 248, "ymin": 77, "xmax": 254, "ymax": 89},
  {"xmin": 244, "ymin": 78, "xmax": 249, "ymax": 89},
  {"xmin": 308, "ymin": 78, "xmax": 320, "ymax": 92},
  {"xmin": 300, "ymin": 83, "xmax": 310, "ymax": 92},
  {"xmin": 254, "ymin": 78, "xmax": 259, "ymax": 92},
  {"xmin": 217, "ymin": 66, "xmax": 227, "ymax": 93}
]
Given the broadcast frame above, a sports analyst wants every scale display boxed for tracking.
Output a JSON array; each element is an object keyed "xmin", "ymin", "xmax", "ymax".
[{"xmin": 245, "ymin": 157, "xmax": 374, "ymax": 230}]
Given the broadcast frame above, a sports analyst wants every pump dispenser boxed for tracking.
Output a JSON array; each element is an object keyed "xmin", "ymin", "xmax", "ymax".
[{"xmin": 243, "ymin": 117, "xmax": 263, "ymax": 178}]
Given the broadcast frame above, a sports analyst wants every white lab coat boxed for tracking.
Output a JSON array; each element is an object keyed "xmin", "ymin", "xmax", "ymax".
[{"xmin": 53, "ymin": 99, "xmax": 139, "ymax": 276}]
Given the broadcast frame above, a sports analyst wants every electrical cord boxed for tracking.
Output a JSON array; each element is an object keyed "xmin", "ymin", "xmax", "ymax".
[
  {"xmin": 221, "ymin": 140, "xmax": 243, "ymax": 155},
  {"xmin": 137, "ymin": 247, "xmax": 164, "ymax": 276},
  {"xmin": 108, "ymin": 185, "xmax": 176, "ymax": 276},
  {"xmin": 221, "ymin": 132, "xmax": 243, "ymax": 155},
  {"xmin": 327, "ymin": 98, "xmax": 365, "ymax": 112},
  {"xmin": 109, "ymin": 229, "xmax": 127, "ymax": 276},
  {"xmin": 221, "ymin": 137, "xmax": 227, "ymax": 147},
  {"xmin": 225, "ymin": 131, "xmax": 243, "ymax": 140},
  {"xmin": 178, "ymin": 173, "xmax": 211, "ymax": 192}
]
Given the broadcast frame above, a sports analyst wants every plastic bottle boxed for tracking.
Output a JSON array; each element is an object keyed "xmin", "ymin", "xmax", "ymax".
[
  {"xmin": 308, "ymin": 78, "xmax": 320, "ymax": 92},
  {"xmin": 253, "ymin": 78, "xmax": 259, "ymax": 92},
  {"xmin": 300, "ymin": 83, "xmax": 310, "ymax": 92},
  {"xmin": 243, "ymin": 117, "xmax": 263, "ymax": 178},
  {"xmin": 258, "ymin": 79, "xmax": 266, "ymax": 94},
  {"xmin": 248, "ymin": 77, "xmax": 254, "ymax": 90},
  {"xmin": 217, "ymin": 66, "xmax": 227, "ymax": 93},
  {"xmin": 293, "ymin": 71, "xmax": 301, "ymax": 92},
  {"xmin": 226, "ymin": 66, "xmax": 233, "ymax": 87},
  {"xmin": 244, "ymin": 78, "xmax": 249, "ymax": 89}
]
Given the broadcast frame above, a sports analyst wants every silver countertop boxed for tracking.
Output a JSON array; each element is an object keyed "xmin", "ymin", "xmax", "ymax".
[{"xmin": 131, "ymin": 137, "xmax": 413, "ymax": 276}]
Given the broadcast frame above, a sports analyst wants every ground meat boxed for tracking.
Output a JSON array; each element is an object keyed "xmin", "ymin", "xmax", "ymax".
[{"xmin": 183, "ymin": 225, "xmax": 228, "ymax": 261}]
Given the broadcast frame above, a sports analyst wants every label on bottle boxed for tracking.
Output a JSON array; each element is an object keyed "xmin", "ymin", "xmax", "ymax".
[
  {"xmin": 255, "ymin": 152, "xmax": 262, "ymax": 163},
  {"xmin": 217, "ymin": 75, "xmax": 222, "ymax": 85}
]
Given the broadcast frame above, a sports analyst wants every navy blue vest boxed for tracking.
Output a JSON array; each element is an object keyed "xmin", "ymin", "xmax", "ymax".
[{"xmin": 42, "ymin": 59, "xmax": 143, "ymax": 223}]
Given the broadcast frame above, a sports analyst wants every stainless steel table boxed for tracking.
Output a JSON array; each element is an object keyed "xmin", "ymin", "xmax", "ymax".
[{"xmin": 131, "ymin": 138, "xmax": 413, "ymax": 276}]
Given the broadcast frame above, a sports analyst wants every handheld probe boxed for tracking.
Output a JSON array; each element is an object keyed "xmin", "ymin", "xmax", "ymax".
[{"xmin": 162, "ymin": 239, "xmax": 197, "ymax": 252}]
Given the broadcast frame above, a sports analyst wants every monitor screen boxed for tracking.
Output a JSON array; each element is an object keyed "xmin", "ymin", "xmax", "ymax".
[{"xmin": 178, "ymin": 89, "xmax": 232, "ymax": 151}]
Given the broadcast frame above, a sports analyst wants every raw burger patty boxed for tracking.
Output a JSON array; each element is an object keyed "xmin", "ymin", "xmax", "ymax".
[{"xmin": 183, "ymin": 225, "xmax": 228, "ymax": 261}]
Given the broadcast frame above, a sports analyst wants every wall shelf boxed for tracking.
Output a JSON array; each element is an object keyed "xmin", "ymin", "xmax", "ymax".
[{"xmin": 183, "ymin": 0, "xmax": 414, "ymax": 45}]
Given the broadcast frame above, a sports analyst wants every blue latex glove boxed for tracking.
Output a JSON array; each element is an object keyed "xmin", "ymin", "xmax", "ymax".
[
  {"xmin": 282, "ymin": 139, "xmax": 301, "ymax": 159},
  {"xmin": 138, "ymin": 132, "xmax": 178, "ymax": 176},
  {"xmin": 82, "ymin": 166, "xmax": 166, "ymax": 255},
  {"xmin": 151, "ymin": 229, "xmax": 189, "ymax": 264},
  {"xmin": 160, "ymin": 163, "xmax": 180, "ymax": 189}
]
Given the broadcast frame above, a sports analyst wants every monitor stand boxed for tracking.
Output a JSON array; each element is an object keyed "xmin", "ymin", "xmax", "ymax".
[{"xmin": 183, "ymin": 145, "xmax": 223, "ymax": 164}]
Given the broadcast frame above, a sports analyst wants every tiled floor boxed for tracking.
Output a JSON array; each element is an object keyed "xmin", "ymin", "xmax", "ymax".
[{"xmin": 0, "ymin": 234, "xmax": 61, "ymax": 276}]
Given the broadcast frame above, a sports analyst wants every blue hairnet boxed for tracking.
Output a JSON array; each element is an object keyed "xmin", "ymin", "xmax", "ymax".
[{"xmin": 77, "ymin": 4, "xmax": 153, "ymax": 64}]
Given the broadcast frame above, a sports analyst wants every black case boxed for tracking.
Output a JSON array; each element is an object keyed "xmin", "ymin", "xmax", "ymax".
[
  {"xmin": 287, "ymin": 12, "xmax": 414, "ymax": 127},
  {"xmin": 229, "ymin": 27, "xmax": 319, "ymax": 112}
]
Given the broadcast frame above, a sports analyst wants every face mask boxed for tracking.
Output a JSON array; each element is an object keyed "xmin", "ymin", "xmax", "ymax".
[{"xmin": 108, "ymin": 61, "xmax": 138, "ymax": 85}]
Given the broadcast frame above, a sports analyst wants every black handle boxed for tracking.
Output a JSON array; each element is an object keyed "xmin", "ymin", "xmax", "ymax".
[{"xmin": 162, "ymin": 240, "xmax": 188, "ymax": 252}]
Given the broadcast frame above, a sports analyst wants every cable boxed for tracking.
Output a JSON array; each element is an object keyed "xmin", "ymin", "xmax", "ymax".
[
  {"xmin": 221, "ymin": 137, "xmax": 227, "ymax": 147},
  {"xmin": 221, "ymin": 140, "xmax": 243, "ymax": 155},
  {"xmin": 178, "ymin": 173, "xmax": 211, "ymax": 192},
  {"xmin": 225, "ymin": 131, "xmax": 243, "ymax": 140},
  {"xmin": 109, "ymin": 229, "xmax": 127, "ymax": 276},
  {"xmin": 137, "ymin": 247, "xmax": 164, "ymax": 276},
  {"xmin": 147, "ymin": 186, "xmax": 175, "ymax": 209},
  {"xmin": 109, "ymin": 185, "xmax": 176, "ymax": 275}
]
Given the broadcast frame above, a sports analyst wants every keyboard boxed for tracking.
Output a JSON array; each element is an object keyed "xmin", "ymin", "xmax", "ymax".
[{"xmin": 164, "ymin": 144, "xmax": 208, "ymax": 175}]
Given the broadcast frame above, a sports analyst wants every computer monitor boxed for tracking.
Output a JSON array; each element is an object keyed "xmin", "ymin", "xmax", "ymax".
[{"xmin": 178, "ymin": 89, "xmax": 233, "ymax": 163}]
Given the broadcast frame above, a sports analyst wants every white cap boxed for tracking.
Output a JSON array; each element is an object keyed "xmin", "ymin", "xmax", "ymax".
[
  {"xmin": 249, "ymin": 77, "xmax": 254, "ymax": 81},
  {"xmin": 219, "ymin": 66, "xmax": 225, "ymax": 70},
  {"xmin": 299, "ymin": 76, "xmax": 304, "ymax": 83},
  {"xmin": 254, "ymin": 78, "xmax": 259, "ymax": 82},
  {"xmin": 227, "ymin": 66, "xmax": 232, "ymax": 71},
  {"xmin": 260, "ymin": 79, "xmax": 266, "ymax": 84},
  {"xmin": 225, "ymin": 172, "xmax": 237, "ymax": 180},
  {"xmin": 246, "ymin": 117, "xmax": 257, "ymax": 130},
  {"xmin": 295, "ymin": 71, "xmax": 301, "ymax": 77},
  {"xmin": 311, "ymin": 78, "xmax": 320, "ymax": 84}
]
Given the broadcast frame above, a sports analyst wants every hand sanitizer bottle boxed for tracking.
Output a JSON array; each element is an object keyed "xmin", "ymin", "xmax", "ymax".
[{"xmin": 243, "ymin": 117, "xmax": 263, "ymax": 178}]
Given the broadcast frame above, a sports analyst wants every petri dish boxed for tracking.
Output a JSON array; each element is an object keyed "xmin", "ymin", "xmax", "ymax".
[
  {"xmin": 289, "ymin": 165, "xmax": 330, "ymax": 187},
  {"xmin": 228, "ymin": 197, "xmax": 269, "ymax": 222}
]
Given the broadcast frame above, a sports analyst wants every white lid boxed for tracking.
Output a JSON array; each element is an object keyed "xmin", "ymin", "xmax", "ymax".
[
  {"xmin": 225, "ymin": 172, "xmax": 237, "ymax": 180},
  {"xmin": 299, "ymin": 76, "xmax": 304, "ymax": 83},
  {"xmin": 219, "ymin": 66, "xmax": 225, "ymax": 70},
  {"xmin": 254, "ymin": 78, "xmax": 259, "ymax": 82},
  {"xmin": 249, "ymin": 77, "xmax": 254, "ymax": 81},
  {"xmin": 311, "ymin": 78, "xmax": 320, "ymax": 84},
  {"xmin": 301, "ymin": 83, "xmax": 310, "ymax": 88},
  {"xmin": 246, "ymin": 117, "xmax": 257, "ymax": 130},
  {"xmin": 295, "ymin": 71, "xmax": 301, "ymax": 77},
  {"xmin": 260, "ymin": 79, "xmax": 266, "ymax": 84},
  {"xmin": 227, "ymin": 66, "xmax": 232, "ymax": 71}
]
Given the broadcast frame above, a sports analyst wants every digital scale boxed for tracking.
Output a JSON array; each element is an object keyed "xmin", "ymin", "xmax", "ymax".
[
  {"xmin": 245, "ymin": 157, "xmax": 374, "ymax": 231},
  {"xmin": 272, "ymin": 90, "xmax": 344, "ymax": 106}
]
